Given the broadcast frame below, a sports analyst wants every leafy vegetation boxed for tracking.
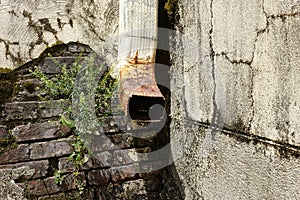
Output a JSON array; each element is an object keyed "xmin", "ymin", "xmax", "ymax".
[
  {"xmin": 164, "ymin": 0, "xmax": 179, "ymax": 16},
  {"xmin": 0, "ymin": 131, "xmax": 17, "ymax": 154},
  {"xmin": 31, "ymin": 54, "xmax": 118, "ymax": 194}
]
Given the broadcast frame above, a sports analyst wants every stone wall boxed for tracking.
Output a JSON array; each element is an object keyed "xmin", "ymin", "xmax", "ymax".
[
  {"xmin": 170, "ymin": 0, "xmax": 300, "ymax": 199},
  {"xmin": 0, "ymin": 42, "xmax": 182, "ymax": 200}
]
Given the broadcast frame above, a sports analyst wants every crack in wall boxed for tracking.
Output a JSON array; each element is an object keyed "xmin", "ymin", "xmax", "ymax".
[
  {"xmin": 209, "ymin": 0, "xmax": 220, "ymax": 135},
  {"xmin": 267, "ymin": 12, "xmax": 300, "ymax": 19},
  {"xmin": 68, "ymin": 0, "xmax": 105, "ymax": 42},
  {"xmin": 22, "ymin": 10, "xmax": 52, "ymax": 58},
  {"xmin": 183, "ymin": 117, "xmax": 300, "ymax": 156},
  {"xmin": 0, "ymin": 38, "xmax": 23, "ymax": 65}
]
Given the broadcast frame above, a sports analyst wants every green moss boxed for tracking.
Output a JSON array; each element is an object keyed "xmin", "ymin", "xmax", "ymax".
[
  {"xmin": 0, "ymin": 79, "xmax": 14, "ymax": 104},
  {"xmin": 0, "ymin": 68, "xmax": 13, "ymax": 74},
  {"xmin": 164, "ymin": 0, "xmax": 178, "ymax": 16},
  {"xmin": 0, "ymin": 131, "xmax": 17, "ymax": 154}
]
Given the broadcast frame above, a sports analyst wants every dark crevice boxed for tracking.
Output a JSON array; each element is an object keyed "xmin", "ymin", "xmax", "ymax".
[
  {"xmin": 209, "ymin": 0, "xmax": 220, "ymax": 137},
  {"xmin": 47, "ymin": 158, "xmax": 58, "ymax": 176}
]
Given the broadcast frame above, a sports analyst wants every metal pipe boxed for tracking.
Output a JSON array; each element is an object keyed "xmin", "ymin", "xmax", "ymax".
[{"xmin": 118, "ymin": 0, "xmax": 164, "ymax": 121}]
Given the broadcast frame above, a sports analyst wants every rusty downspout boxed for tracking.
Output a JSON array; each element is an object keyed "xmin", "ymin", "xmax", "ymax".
[{"xmin": 117, "ymin": 0, "xmax": 165, "ymax": 122}]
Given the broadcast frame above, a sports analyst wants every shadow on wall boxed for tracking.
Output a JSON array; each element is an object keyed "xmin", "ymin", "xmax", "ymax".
[
  {"xmin": 0, "ymin": 41, "xmax": 185, "ymax": 199},
  {"xmin": 151, "ymin": 0, "xmax": 186, "ymax": 199}
]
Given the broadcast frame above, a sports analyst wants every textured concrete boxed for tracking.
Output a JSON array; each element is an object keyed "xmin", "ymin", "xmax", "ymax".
[
  {"xmin": 0, "ymin": 0, "xmax": 119, "ymax": 68},
  {"xmin": 171, "ymin": 122, "xmax": 300, "ymax": 199},
  {"xmin": 171, "ymin": 0, "xmax": 300, "ymax": 199}
]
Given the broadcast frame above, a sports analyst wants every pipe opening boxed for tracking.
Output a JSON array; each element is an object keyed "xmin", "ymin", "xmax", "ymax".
[{"xmin": 128, "ymin": 95, "xmax": 165, "ymax": 121}]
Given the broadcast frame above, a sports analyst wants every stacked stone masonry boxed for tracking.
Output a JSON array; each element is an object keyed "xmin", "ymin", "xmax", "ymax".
[{"xmin": 0, "ymin": 43, "xmax": 183, "ymax": 200}]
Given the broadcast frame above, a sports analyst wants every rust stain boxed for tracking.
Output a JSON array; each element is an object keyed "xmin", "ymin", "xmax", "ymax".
[{"xmin": 119, "ymin": 54, "xmax": 164, "ymax": 119}]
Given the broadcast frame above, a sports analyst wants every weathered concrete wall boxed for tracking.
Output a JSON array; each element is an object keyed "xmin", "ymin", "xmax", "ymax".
[
  {"xmin": 0, "ymin": 0, "xmax": 119, "ymax": 69},
  {"xmin": 170, "ymin": 0, "xmax": 300, "ymax": 199}
]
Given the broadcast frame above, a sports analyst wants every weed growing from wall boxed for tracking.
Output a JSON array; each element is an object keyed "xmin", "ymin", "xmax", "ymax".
[{"xmin": 31, "ymin": 53, "xmax": 118, "ymax": 194}]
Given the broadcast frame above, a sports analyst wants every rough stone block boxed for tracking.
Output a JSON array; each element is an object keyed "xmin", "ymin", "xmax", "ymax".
[
  {"xmin": 108, "ymin": 134, "xmax": 135, "ymax": 149},
  {"xmin": 59, "ymin": 151, "xmax": 113, "ymax": 172},
  {"xmin": 28, "ymin": 179, "xmax": 48, "ymax": 196},
  {"xmin": 43, "ymin": 177, "xmax": 61, "ymax": 194},
  {"xmin": 0, "ymin": 144, "xmax": 30, "ymax": 164},
  {"xmin": 87, "ymin": 169, "xmax": 110, "ymax": 186},
  {"xmin": 90, "ymin": 133, "xmax": 136, "ymax": 153},
  {"xmin": 113, "ymin": 149, "xmax": 136, "ymax": 166},
  {"xmin": 142, "ymin": 172, "xmax": 163, "ymax": 192},
  {"xmin": 38, "ymin": 193, "xmax": 66, "ymax": 200},
  {"xmin": 118, "ymin": 179, "xmax": 148, "ymax": 199},
  {"xmin": 89, "ymin": 135, "xmax": 118, "ymax": 152},
  {"xmin": 0, "ymin": 125, "xmax": 7, "ymax": 140},
  {"xmin": 39, "ymin": 57, "xmax": 79, "ymax": 74},
  {"xmin": 91, "ymin": 151, "xmax": 113, "ymax": 168},
  {"xmin": 68, "ymin": 43, "xmax": 92, "ymax": 54},
  {"xmin": 0, "ymin": 167, "xmax": 33, "ymax": 200},
  {"xmin": 0, "ymin": 160, "xmax": 49, "ymax": 179},
  {"xmin": 13, "ymin": 78, "xmax": 42, "ymax": 101},
  {"xmin": 12, "ymin": 122, "xmax": 70, "ymax": 142},
  {"xmin": 38, "ymin": 101, "xmax": 64, "ymax": 119},
  {"xmin": 110, "ymin": 164, "xmax": 140, "ymax": 182},
  {"xmin": 60, "ymin": 173, "xmax": 86, "ymax": 192},
  {"xmin": 30, "ymin": 140, "xmax": 73, "ymax": 160},
  {"xmin": 2, "ymin": 102, "xmax": 39, "ymax": 121},
  {"xmin": 58, "ymin": 157, "xmax": 75, "ymax": 173}
]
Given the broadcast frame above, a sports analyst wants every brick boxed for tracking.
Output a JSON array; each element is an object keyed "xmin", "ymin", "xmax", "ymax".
[
  {"xmin": 30, "ymin": 140, "xmax": 73, "ymax": 160},
  {"xmin": 58, "ymin": 151, "xmax": 113, "ymax": 172},
  {"xmin": 110, "ymin": 164, "xmax": 140, "ymax": 182},
  {"xmin": 99, "ymin": 116, "xmax": 127, "ymax": 133},
  {"xmin": 38, "ymin": 193, "xmax": 66, "ymax": 200},
  {"xmin": 90, "ymin": 135, "xmax": 118, "ymax": 152},
  {"xmin": 28, "ymin": 179, "xmax": 48, "ymax": 196},
  {"xmin": 2, "ymin": 101, "xmax": 65, "ymax": 121},
  {"xmin": 68, "ymin": 43, "xmax": 92, "ymax": 53},
  {"xmin": 108, "ymin": 133, "xmax": 135, "ymax": 149},
  {"xmin": 91, "ymin": 151, "xmax": 113, "ymax": 168},
  {"xmin": 13, "ymin": 78, "xmax": 42, "ymax": 101},
  {"xmin": 139, "ymin": 160, "xmax": 170, "ymax": 173},
  {"xmin": 0, "ymin": 160, "xmax": 49, "ymax": 179},
  {"xmin": 39, "ymin": 57, "xmax": 79, "ymax": 74},
  {"xmin": 87, "ymin": 169, "xmax": 110, "ymax": 186},
  {"xmin": 2, "ymin": 102, "xmax": 39, "ymax": 121},
  {"xmin": 143, "ymin": 173, "xmax": 163, "ymax": 192},
  {"xmin": 44, "ymin": 177, "xmax": 61, "ymax": 194},
  {"xmin": 113, "ymin": 149, "xmax": 136, "ymax": 166},
  {"xmin": 12, "ymin": 122, "xmax": 70, "ymax": 142},
  {"xmin": 0, "ymin": 144, "xmax": 30, "ymax": 164},
  {"xmin": 58, "ymin": 157, "xmax": 75, "ymax": 173},
  {"xmin": 38, "ymin": 101, "xmax": 64, "ymax": 118},
  {"xmin": 0, "ymin": 125, "xmax": 7, "ymax": 140},
  {"xmin": 60, "ymin": 173, "xmax": 86, "ymax": 192},
  {"xmin": 90, "ymin": 134, "xmax": 135, "ymax": 152},
  {"xmin": 119, "ymin": 179, "xmax": 148, "ymax": 199}
]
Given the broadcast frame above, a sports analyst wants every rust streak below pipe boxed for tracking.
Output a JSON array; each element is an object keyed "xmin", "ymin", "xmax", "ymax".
[{"xmin": 118, "ymin": 0, "xmax": 164, "ymax": 121}]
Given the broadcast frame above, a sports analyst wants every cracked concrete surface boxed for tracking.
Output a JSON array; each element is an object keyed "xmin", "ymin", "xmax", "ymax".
[
  {"xmin": 0, "ymin": 0, "xmax": 119, "ymax": 68},
  {"xmin": 171, "ymin": 0, "xmax": 300, "ymax": 198}
]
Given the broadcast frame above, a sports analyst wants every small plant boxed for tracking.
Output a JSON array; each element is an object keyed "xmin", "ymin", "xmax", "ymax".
[
  {"xmin": 164, "ymin": 0, "xmax": 179, "ymax": 16},
  {"xmin": 31, "ymin": 53, "xmax": 118, "ymax": 195},
  {"xmin": 0, "ymin": 131, "xmax": 17, "ymax": 154},
  {"xmin": 54, "ymin": 170, "xmax": 66, "ymax": 185}
]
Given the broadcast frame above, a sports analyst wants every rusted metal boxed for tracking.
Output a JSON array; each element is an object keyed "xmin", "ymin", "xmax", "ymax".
[
  {"xmin": 119, "ymin": 51, "xmax": 165, "ymax": 121},
  {"xmin": 117, "ymin": 0, "xmax": 163, "ymax": 121}
]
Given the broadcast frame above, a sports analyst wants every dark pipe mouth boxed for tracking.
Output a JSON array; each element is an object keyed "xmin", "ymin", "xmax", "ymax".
[{"xmin": 128, "ymin": 95, "xmax": 165, "ymax": 121}]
